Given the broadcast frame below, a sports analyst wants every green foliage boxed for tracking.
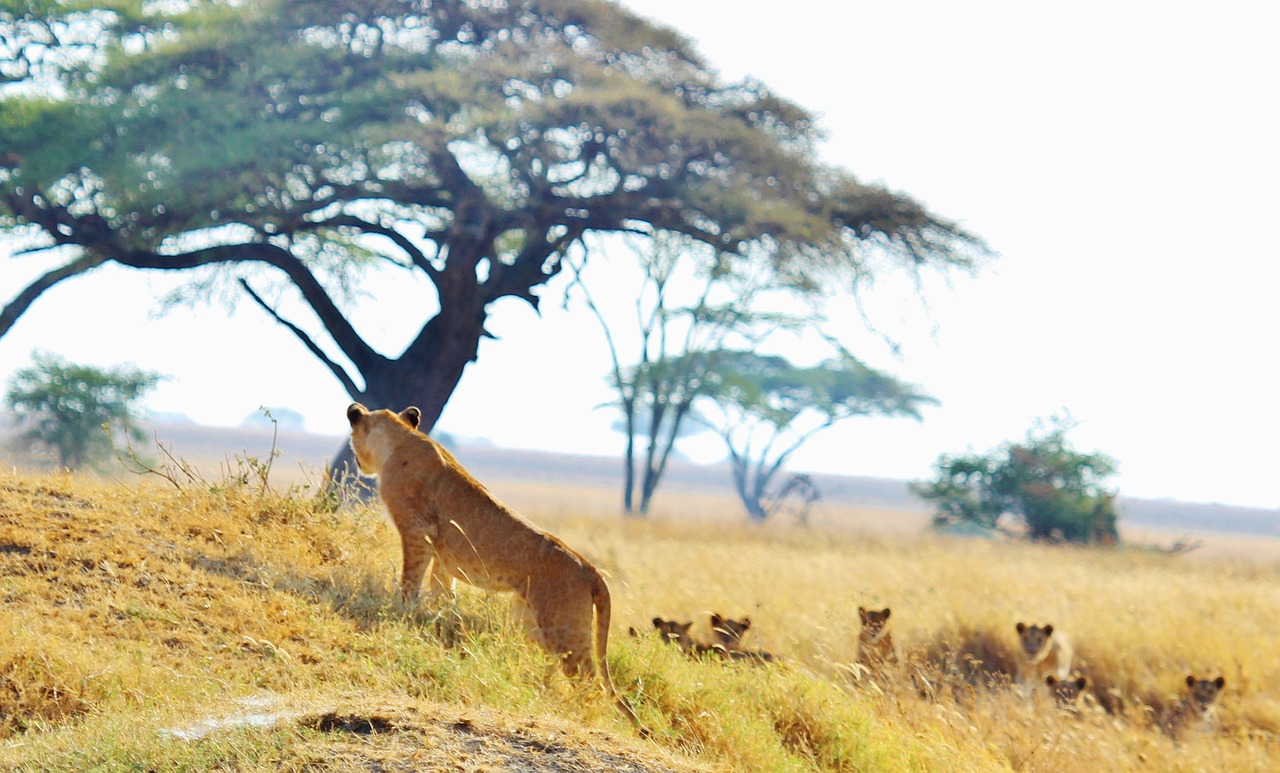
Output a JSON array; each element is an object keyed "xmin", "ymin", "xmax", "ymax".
[
  {"xmin": 912, "ymin": 416, "xmax": 1120, "ymax": 544},
  {"xmin": 702, "ymin": 348, "xmax": 936, "ymax": 519},
  {"xmin": 3, "ymin": 351, "xmax": 163, "ymax": 470}
]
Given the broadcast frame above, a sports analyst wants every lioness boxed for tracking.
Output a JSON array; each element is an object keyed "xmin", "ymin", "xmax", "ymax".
[
  {"xmin": 1162, "ymin": 675, "xmax": 1225, "ymax": 738},
  {"xmin": 1045, "ymin": 675, "xmax": 1089, "ymax": 712},
  {"xmin": 345, "ymin": 403, "xmax": 643, "ymax": 732},
  {"xmin": 856, "ymin": 607, "xmax": 899, "ymax": 667},
  {"xmin": 1015, "ymin": 622, "xmax": 1072, "ymax": 696}
]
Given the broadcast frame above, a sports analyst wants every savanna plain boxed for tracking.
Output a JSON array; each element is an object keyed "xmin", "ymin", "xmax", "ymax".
[{"xmin": 1, "ymin": 449, "xmax": 1278, "ymax": 771}]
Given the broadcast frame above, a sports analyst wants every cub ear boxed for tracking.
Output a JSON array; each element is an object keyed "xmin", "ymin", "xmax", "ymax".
[
  {"xmin": 652, "ymin": 617, "xmax": 665, "ymax": 629},
  {"xmin": 1213, "ymin": 676, "xmax": 1225, "ymax": 688},
  {"xmin": 1016, "ymin": 622, "xmax": 1027, "ymax": 634},
  {"xmin": 1046, "ymin": 675, "xmax": 1057, "ymax": 686},
  {"xmin": 711, "ymin": 613, "xmax": 724, "ymax": 626},
  {"xmin": 740, "ymin": 617, "xmax": 751, "ymax": 629},
  {"xmin": 1186, "ymin": 675, "xmax": 1198, "ymax": 687},
  {"xmin": 399, "ymin": 406, "xmax": 422, "ymax": 429},
  {"xmin": 883, "ymin": 608, "xmax": 891, "ymax": 619},
  {"xmin": 346, "ymin": 402, "xmax": 369, "ymax": 426},
  {"xmin": 1075, "ymin": 677, "xmax": 1089, "ymax": 688},
  {"xmin": 858, "ymin": 607, "xmax": 869, "ymax": 623}
]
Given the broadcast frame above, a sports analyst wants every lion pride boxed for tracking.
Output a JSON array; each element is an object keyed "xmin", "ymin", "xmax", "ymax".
[{"xmin": 345, "ymin": 402, "xmax": 643, "ymax": 732}]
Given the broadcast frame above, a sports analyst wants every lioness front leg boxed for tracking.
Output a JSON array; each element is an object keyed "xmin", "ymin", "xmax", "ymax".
[{"xmin": 398, "ymin": 531, "xmax": 432, "ymax": 603}]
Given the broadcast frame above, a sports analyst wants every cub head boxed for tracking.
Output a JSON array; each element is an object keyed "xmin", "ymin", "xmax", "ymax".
[
  {"xmin": 1046, "ymin": 675, "xmax": 1089, "ymax": 709},
  {"xmin": 651, "ymin": 617, "xmax": 695, "ymax": 650},
  {"xmin": 1184, "ymin": 675, "xmax": 1226, "ymax": 714},
  {"xmin": 1016, "ymin": 622, "xmax": 1054, "ymax": 659},
  {"xmin": 710, "ymin": 613, "xmax": 751, "ymax": 649},
  {"xmin": 858, "ymin": 607, "xmax": 892, "ymax": 641},
  {"xmin": 345, "ymin": 402, "xmax": 422, "ymax": 475}
]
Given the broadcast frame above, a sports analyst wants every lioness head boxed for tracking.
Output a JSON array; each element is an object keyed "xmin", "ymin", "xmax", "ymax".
[
  {"xmin": 709, "ymin": 613, "xmax": 751, "ymax": 649},
  {"xmin": 1184, "ymin": 675, "xmax": 1226, "ymax": 715},
  {"xmin": 346, "ymin": 402, "xmax": 422, "ymax": 475},
  {"xmin": 1046, "ymin": 675, "xmax": 1089, "ymax": 709},
  {"xmin": 1016, "ymin": 622, "xmax": 1054, "ymax": 660},
  {"xmin": 858, "ymin": 607, "xmax": 892, "ymax": 642}
]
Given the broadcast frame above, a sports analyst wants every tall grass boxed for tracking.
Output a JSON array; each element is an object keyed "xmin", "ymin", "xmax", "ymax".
[{"xmin": 1, "ymin": 468, "xmax": 1276, "ymax": 770}]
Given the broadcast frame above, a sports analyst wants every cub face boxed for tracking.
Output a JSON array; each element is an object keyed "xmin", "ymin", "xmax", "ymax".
[
  {"xmin": 651, "ymin": 617, "xmax": 695, "ymax": 650},
  {"xmin": 710, "ymin": 613, "xmax": 751, "ymax": 649},
  {"xmin": 1046, "ymin": 675, "xmax": 1088, "ymax": 709},
  {"xmin": 859, "ymin": 607, "xmax": 892, "ymax": 641},
  {"xmin": 346, "ymin": 402, "xmax": 422, "ymax": 475},
  {"xmin": 1016, "ymin": 622, "xmax": 1054, "ymax": 659},
  {"xmin": 1184, "ymin": 675, "xmax": 1226, "ymax": 715}
]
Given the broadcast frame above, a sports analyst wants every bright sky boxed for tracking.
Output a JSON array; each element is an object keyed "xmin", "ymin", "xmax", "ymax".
[{"xmin": 2, "ymin": 1, "xmax": 1277, "ymax": 509}]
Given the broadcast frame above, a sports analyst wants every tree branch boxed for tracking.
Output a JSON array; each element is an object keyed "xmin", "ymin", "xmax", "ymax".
[
  {"xmin": 237, "ymin": 278, "xmax": 363, "ymax": 398},
  {"xmin": 114, "ymin": 242, "xmax": 383, "ymax": 377},
  {"xmin": 0, "ymin": 252, "xmax": 111, "ymax": 338},
  {"xmin": 307, "ymin": 214, "xmax": 441, "ymax": 279}
]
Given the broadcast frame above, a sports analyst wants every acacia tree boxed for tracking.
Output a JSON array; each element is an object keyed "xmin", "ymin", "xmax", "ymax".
[
  {"xmin": 3, "ymin": 352, "xmax": 163, "ymax": 470},
  {"xmin": 1, "ymin": 1, "xmax": 984, "ymax": 472},
  {"xmin": 569, "ymin": 231, "xmax": 798, "ymax": 515},
  {"xmin": 701, "ymin": 349, "xmax": 935, "ymax": 519},
  {"xmin": 911, "ymin": 417, "xmax": 1120, "ymax": 544}
]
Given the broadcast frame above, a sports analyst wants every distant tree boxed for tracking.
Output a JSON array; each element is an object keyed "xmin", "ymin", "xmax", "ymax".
[
  {"xmin": 1, "ymin": 0, "xmax": 986, "ymax": 479},
  {"xmin": 911, "ymin": 417, "xmax": 1119, "ymax": 544},
  {"xmin": 700, "ymin": 349, "xmax": 935, "ymax": 520},
  {"xmin": 570, "ymin": 231, "xmax": 802, "ymax": 515},
  {"xmin": 3, "ymin": 352, "xmax": 163, "ymax": 470}
]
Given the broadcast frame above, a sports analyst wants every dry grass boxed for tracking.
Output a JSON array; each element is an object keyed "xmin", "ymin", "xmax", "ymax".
[{"xmin": 1, "ymin": 467, "xmax": 1277, "ymax": 771}]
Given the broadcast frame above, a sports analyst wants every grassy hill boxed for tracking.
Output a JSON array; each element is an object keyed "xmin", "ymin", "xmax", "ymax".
[{"xmin": 2, "ymin": 450, "xmax": 1279, "ymax": 770}]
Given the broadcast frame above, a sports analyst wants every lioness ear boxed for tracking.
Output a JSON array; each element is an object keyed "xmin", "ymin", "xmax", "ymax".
[
  {"xmin": 346, "ymin": 402, "xmax": 368, "ymax": 426},
  {"xmin": 1043, "ymin": 624, "xmax": 1053, "ymax": 636},
  {"xmin": 1214, "ymin": 676, "xmax": 1225, "ymax": 688},
  {"xmin": 883, "ymin": 608, "xmax": 891, "ymax": 619},
  {"xmin": 1186, "ymin": 675, "xmax": 1198, "ymax": 687},
  {"xmin": 399, "ymin": 406, "xmax": 421, "ymax": 429},
  {"xmin": 652, "ymin": 617, "xmax": 664, "ymax": 629},
  {"xmin": 1046, "ymin": 675, "xmax": 1057, "ymax": 686},
  {"xmin": 1016, "ymin": 622, "xmax": 1027, "ymax": 634}
]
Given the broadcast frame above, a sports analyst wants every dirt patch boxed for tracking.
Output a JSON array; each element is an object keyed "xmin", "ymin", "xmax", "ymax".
[{"xmin": 289, "ymin": 701, "xmax": 711, "ymax": 773}]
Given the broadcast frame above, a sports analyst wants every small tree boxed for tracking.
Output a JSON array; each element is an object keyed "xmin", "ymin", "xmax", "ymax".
[
  {"xmin": 701, "ymin": 349, "xmax": 936, "ymax": 520},
  {"xmin": 3, "ymin": 352, "xmax": 163, "ymax": 470},
  {"xmin": 571, "ymin": 232, "xmax": 800, "ymax": 515},
  {"xmin": 912, "ymin": 417, "xmax": 1120, "ymax": 544}
]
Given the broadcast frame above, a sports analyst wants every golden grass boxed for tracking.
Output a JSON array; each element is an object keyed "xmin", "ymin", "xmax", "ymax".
[{"xmin": 0, "ymin": 468, "xmax": 1277, "ymax": 771}]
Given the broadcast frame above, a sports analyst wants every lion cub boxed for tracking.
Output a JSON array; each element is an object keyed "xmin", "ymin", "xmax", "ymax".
[
  {"xmin": 856, "ymin": 607, "xmax": 899, "ymax": 668},
  {"xmin": 650, "ymin": 617, "xmax": 698, "ymax": 652},
  {"xmin": 1045, "ymin": 675, "xmax": 1089, "ymax": 712},
  {"xmin": 1162, "ymin": 675, "xmax": 1225, "ymax": 738},
  {"xmin": 346, "ymin": 403, "xmax": 643, "ymax": 732},
  {"xmin": 1015, "ymin": 622, "xmax": 1072, "ymax": 696},
  {"xmin": 709, "ymin": 613, "xmax": 779, "ymax": 663}
]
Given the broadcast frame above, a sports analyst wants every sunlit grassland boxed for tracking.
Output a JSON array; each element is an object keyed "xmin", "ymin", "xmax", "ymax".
[{"xmin": 1, "ymin": 468, "xmax": 1277, "ymax": 771}]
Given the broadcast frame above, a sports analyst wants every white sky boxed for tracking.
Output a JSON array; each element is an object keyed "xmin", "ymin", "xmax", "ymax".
[{"xmin": 1, "ymin": 0, "xmax": 1278, "ymax": 509}]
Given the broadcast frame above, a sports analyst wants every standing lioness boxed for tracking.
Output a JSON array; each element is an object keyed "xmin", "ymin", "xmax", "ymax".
[{"xmin": 346, "ymin": 403, "xmax": 643, "ymax": 732}]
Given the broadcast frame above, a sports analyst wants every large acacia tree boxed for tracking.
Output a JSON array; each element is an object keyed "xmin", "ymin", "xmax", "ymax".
[{"xmin": 1, "ymin": 0, "xmax": 984, "ymax": 465}]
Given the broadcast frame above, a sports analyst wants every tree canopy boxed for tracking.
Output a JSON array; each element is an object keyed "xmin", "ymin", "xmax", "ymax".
[
  {"xmin": 701, "ymin": 348, "xmax": 935, "ymax": 519},
  {"xmin": 3, "ymin": 351, "xmax": 163, "ymax": 470},
  {"xmin": 911, "ymin": 417, "xmax": 1120, "ymax": 544},
  {"xmin": 1, "ymin": 0, "xmax": 986, "ymax": 460}
]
